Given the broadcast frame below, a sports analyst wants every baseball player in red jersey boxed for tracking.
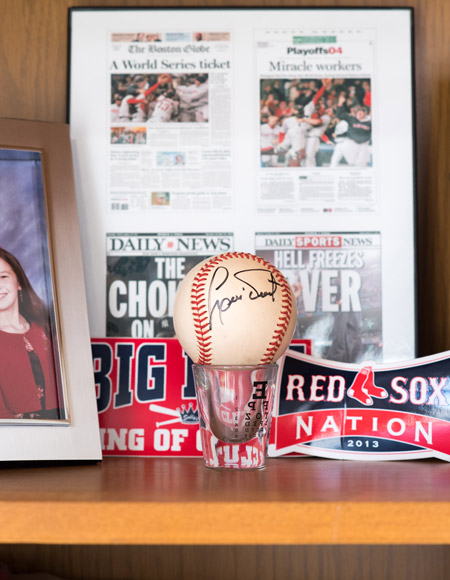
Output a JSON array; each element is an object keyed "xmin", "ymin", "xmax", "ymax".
[
  {"xmin": 148, "ymin": 91, "xmax": 179, "ymax": 123},
  {"xmin": 260, "ymin": 116, "xmax": 281, "ymax": 167}
]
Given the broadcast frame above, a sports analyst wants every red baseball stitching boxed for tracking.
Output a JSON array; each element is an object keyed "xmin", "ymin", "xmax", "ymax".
[
  {"xmin": 257, "ymin": 257, "xmax": 293, "ymax": 364},
  {"xmin": 190, "ymin": 252, "xmax": 293, "ymax": 364},
  {"xmin": 190, "ymin": 254, "xmax": 234, "ymax": 364}
]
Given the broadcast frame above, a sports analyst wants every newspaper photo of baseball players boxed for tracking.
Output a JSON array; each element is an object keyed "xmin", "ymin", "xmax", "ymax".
[
  {"xmin": 111, "ymin": 73, "xmax": 209, "ymax": 124},
  {"xmin": 260, "ymin": 78, "xmax": 372, "ymax": 168},
  {"xmin": 111, "ymin": 127, "xmax": 147, "ymax": 144}
]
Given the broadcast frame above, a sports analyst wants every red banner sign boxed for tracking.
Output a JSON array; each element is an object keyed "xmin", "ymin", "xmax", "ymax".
[{"xmin": 92, "ymin": 338, "xmax": 311, "ymax": 456}]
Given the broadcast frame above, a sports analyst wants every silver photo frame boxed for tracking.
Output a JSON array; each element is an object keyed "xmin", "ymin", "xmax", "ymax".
[{"xmin": 0, "ymin": 118, "xmax": 102, "ymax": 461}]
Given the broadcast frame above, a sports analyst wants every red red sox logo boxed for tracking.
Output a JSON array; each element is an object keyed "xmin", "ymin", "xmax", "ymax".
[{"xmin": 347, "ymin": 366, "xmax": 388, "ymax": 406}]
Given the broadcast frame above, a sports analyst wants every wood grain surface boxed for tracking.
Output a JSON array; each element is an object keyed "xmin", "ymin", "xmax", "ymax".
[
  {"xmin": 2, "ymin": 456, "xmax": 450, "ymax": 504},
  {"xmin": 0, "ymin": 457, "xmax": 449, "ymax": 545},
  {"xmin": 1, "ymin": 544, "xmax": 450, "ymax": 580},
  {"xmin": 0, "ymin": 458, "xmax": 450, "ymax": 578},
  {"xmin": 0, "ymin": 458, "xmax": 450, "ymax": 580}
]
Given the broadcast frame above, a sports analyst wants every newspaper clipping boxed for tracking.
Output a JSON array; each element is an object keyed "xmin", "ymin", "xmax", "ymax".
[
  {"xmin": 109, "ymin": 31, "xmax": 233, "ymax": 212},
  {"xmin": 107, "ymin": 232, "xmax": 233, "ymax": 337},
  {"xmin": 256, "ymin": 29, "xmax": 375, "ymax": 214},
  {"xmin": 256, "ymin": 232, "xmax": 382, "ymax": 362}
]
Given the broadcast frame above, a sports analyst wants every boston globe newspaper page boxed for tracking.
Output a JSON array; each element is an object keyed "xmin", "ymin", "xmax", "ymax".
[
  {"xmin": 108, "ymin": 30, "xmax": 233, "ymax": 213},
  {"xmin": 70, "ymin": 8, "xmax": 415, "ymax": 456}
]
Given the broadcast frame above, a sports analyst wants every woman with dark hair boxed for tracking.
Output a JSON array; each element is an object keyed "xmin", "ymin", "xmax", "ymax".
[{"xmin": 0, "ymin": 248, "xmax": 61, "ymax": 419}]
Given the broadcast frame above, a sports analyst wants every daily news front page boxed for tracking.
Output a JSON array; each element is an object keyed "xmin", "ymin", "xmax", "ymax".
[{"xmin": 70, "ymin": 8, "xmax": 415, "ymax": 455}]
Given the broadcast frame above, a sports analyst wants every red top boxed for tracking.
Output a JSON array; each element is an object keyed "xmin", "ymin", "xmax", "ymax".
[{"xmin": 0, "ymin": 322, "xmax": 60, "ymax": 418}]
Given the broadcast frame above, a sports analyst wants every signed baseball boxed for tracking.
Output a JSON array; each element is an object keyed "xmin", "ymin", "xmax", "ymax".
[{"xmin": 173, "ymin": 252, "xmax": 297, "ymax": 365}]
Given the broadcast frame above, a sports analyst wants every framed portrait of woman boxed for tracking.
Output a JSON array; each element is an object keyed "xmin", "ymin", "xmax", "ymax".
[{"xmin": 0, "ymin": 118, "xmax": 102, "ymax": 462}]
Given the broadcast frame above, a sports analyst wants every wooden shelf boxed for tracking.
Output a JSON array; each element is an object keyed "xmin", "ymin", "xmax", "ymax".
[{"xmin": 1, "ymin": 457, "xmax": 450, "ymax": 546}]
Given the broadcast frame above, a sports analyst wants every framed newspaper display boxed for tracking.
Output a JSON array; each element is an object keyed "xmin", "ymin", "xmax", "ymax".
[
  {"xmin": 69, "ymin": 8, "xmax": 416, "ymax": 455},
  {"xmin": 0, "ymin": 118, "xmax": 102, "ymax": 462}
]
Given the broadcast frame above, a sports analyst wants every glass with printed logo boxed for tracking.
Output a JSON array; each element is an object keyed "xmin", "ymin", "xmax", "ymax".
[{"xmin": 192, "ymin": 364, "xmax": 278, "ymax": 469}]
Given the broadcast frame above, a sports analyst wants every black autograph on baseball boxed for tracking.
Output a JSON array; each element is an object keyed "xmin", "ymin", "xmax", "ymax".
[{"xmin": 208, "ymin": 267, "xmax": 281, "ymax": 329}]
